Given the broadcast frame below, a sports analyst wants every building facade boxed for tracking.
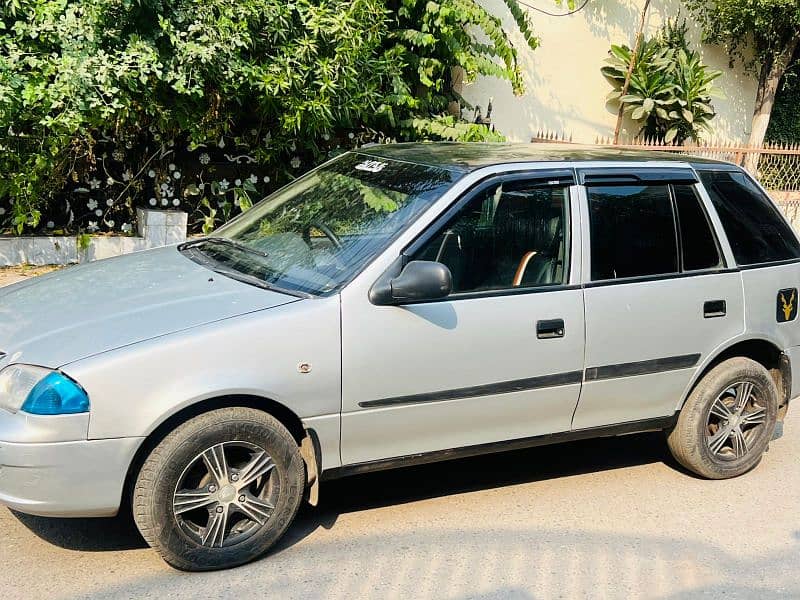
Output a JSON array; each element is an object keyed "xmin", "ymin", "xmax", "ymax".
[{"xmin": 462, "ymin": 0, "xmax": 757, "ymax": 144}]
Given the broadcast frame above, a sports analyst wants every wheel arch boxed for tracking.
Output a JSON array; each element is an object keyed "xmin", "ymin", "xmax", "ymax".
[
  {"xmin": 121, "ymin": 394, "xmax": 321, "ymax": 513},
  {"xmin": 680, "ymin": 337, "xmax": 791, "ymax": 416}
]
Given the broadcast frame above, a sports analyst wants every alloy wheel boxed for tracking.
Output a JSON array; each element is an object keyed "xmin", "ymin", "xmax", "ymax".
[
  {"xmin": 172, "ymin": 441, "xmax": 278, "ymax": 548},
  {"xmin": 706, "ymin": 381, "xmax": 768, "ymax": 461}
]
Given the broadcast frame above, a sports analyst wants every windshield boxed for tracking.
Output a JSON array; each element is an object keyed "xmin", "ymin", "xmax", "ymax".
[{"xmin": 180, "ymin": 153, "xmax": 459, "ymax": 295}]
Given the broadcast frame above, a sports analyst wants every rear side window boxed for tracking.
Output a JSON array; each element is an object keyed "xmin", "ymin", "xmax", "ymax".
[
  {"xmin": 699, "ymin": 170, "xmax": 800, "ymax": 265},
  {"xmin": 588, "ymin": 185, "xmax": 678, "ymax": 280},
  {"xmin": 673, "ymin": 185, "xmax": 722, "ymax": 271}
]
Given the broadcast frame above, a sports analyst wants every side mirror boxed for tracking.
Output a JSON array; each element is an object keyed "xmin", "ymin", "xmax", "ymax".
[{"xmin": 370, "ymin": 260, "xmax": 453, "ymax": 306}]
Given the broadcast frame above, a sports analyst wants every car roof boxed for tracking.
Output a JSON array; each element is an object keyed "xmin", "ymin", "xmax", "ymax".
[{"xmin": 356, "ymin": 142, "xmax": 733, "ymax": 172}]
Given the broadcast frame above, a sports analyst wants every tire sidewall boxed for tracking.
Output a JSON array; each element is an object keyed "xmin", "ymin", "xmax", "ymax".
[
  {"xmin": 139, "ymin": 411, "xmax": 303, "ymax": 571},
  {"xmin": 683, "ymin": 359, "xmax": 777, "ymax": 479}
]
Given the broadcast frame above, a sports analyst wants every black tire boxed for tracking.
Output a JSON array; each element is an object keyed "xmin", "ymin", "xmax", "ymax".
[
  {"xmin": 667, "ymin": 357, "xmax": 778, "ymax": 479},
  {"xmin": 133, "ymin": 407, "xmax": 305, "ymax": 571}
]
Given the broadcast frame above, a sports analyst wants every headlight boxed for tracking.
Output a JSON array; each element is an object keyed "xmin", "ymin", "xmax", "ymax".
[
  {"xmin": 0, "ymin": 364, "xmax": 89, "ymax": 415},
  {"xmin": 0, "ymin": 365, "xmax": 50, "ymax": 413}
]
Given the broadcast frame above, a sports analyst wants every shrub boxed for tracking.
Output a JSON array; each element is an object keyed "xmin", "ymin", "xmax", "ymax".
[
  {"xmin": 602, "ymin": 20, "xmax": 722, "ymax": 144},
  {"xmin": 0, "ymin": 0, "xmax": 539, "ymax": 235},
  {"xmin": 767, "ymin": 74, "xmax": 800, "ymax": 143}
]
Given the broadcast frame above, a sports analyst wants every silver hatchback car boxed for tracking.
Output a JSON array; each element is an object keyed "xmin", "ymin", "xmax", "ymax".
[{"xmin": 2, "ymin": 143, "xmax": 799, "ymax": 570}]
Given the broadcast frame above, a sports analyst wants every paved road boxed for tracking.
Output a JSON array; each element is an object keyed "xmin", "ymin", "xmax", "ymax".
[{"xmin": 2, "ymin": 408, "xmax": 800, "ymax": 599}]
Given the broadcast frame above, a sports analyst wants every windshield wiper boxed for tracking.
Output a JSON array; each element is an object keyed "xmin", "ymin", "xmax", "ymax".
[
  {"xmin": 179, "ymin": 246, "xmax": 312, "ymax": 298},
  {"xmin": 208, "ymin": 265, "xmax": 311, "ymax": 298},
  {"xmin": 180, "ymin": 236, "xmax": 269, "ymax": 259}
]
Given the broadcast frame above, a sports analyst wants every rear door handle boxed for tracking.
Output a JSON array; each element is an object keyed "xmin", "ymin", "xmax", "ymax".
[
  {"xmin": 704, "ymin": 300, "xmax": 726, "ymax": 318},
  {"xmin": 537, "ymin": 319, "xmax": 565, "ymax": 339}
]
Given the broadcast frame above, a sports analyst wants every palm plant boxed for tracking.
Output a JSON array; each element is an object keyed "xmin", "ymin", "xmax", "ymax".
[
  {"xmin": 602, "ymin": 22, "xmax": 722, "ymax": 144},
  {"xmin": 668, "ymin": 49, "xmax": 720, "ymax": 142}
]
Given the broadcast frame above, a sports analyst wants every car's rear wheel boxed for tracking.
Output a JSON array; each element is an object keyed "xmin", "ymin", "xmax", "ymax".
[
  {"xmin": 133, "ymin": 407, "xmax": 305, "ymax": 571},
  {"xmin": 667, "ymin": 357, "xmax": 777, "ymax": 479}
]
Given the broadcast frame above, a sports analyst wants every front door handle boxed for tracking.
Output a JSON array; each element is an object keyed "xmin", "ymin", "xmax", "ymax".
[
  {"xmin": 537, "ymin": 319, "xmax": 565, "ymax": 339},
  {"xmin": 704, "ymin": 300, "xmax": 726, "ymax": 318}
]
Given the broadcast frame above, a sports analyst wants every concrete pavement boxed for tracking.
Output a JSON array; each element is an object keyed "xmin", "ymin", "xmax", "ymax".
[
  {"xmin": 0, "ymin": 266, "xmax": 61, "ymax": 287},
  {"xmin": 0, "ymin": 271, "xmax": 26, "ymax": 287},
  {"xmin": 2, "ymin": 409, "xmax": 800, "ymax": 599}
]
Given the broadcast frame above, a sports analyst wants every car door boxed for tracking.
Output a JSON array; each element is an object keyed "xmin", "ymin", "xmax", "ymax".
[
  {"xmin": 572, "ymin": 167, "xmax": 745, "ymax": 430},
  {"xmin": 339, "ymin": 170, "xmax": 586, "ymax": 465}
]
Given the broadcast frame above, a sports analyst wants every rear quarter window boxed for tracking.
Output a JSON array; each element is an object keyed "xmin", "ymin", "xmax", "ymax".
[
  {"xmin": 673, "ymin": 185, "xmax": 722, "ymax": 271},
  {"xmin": 699, "ymin": 170, "xmax": 800, "ymax": 266}
]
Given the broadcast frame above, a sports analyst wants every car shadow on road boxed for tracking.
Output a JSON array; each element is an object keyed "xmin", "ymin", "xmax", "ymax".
[
  {"xmin": 11, "ymin": 430, "xmax": 678, "ymax": 554},
  {"xmin": 279, "ymin": 431, "xmax": 679, "ymax": 552},
  {"xmin": 11, "ymin": 508, "xmax": 146, "ymax": 552}
]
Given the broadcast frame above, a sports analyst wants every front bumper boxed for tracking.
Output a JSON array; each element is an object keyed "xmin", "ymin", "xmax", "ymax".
[
  {"xmin": 0, "ymin": 409, "xmax": 143, "ymax": 517},
  {"xmin": 0, "ymin": 437, "xmax": 143, "ymax": 517}
]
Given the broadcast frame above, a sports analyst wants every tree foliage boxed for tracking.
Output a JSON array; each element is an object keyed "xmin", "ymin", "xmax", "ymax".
[
  {"xmin": 685, "ymin": 0, "xmax": 800, "ymax": 167},
  {"xmin": 603, "ymin": 20, "xmax": 721, "ymax": 144},
  {"xmin": 684, "ymin": 0, "xmax": 800, "ymax": 72},
  {"xmin": 767, "ymin": 75, "xmax": 800, "ymax": 143},
  {"xmin": 0, "ymin": 0, "xmax": 539, "ymax": 234}
]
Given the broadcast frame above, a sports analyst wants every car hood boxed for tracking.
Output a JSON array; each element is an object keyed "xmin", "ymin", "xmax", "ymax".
[{"xmin": 0, "ymin": 246, "xmax": 299, "ymax": 367}]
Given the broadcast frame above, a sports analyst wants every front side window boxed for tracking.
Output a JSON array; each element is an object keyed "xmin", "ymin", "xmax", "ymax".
[
  {"xmin": 413, "ymin": 180, "xmax": 570, "ymax": 293},
  {"xmin": 179, "ymin": 153, "xmax": 458, "ymax": 295},
  {"xmin": 588, "ymin": 184, "xmax": 678, "ymax": 281},
  {"xmin": 699, "ymin": 170, "xmax": 800, "ymax": 266}
]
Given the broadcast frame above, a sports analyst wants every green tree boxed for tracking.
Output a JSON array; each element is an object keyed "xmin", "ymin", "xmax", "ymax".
[
  {"xmin": 0, "ymin": 0, "xmax": 543, "ymax": 234},
  {"xmin": 685, "ymin": 0, "xmax": 800, "ymax": 170},
  {"xmin": 767, "ymin": 70, "xmax": 800, "ymax": 143}
]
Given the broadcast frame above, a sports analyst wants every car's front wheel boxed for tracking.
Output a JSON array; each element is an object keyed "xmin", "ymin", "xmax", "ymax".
[
  {"xmin": 133, "ymin": 407, "xmax": 305, "ymax": 571},
  {"xmin": 667, "ymin": 357, "xmax": 778, "ymax": 479}
]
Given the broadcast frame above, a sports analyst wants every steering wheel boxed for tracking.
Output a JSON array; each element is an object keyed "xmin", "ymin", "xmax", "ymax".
[{"xmin": 303, "ymin": 222, "xmax": 342, "ymax": 250}]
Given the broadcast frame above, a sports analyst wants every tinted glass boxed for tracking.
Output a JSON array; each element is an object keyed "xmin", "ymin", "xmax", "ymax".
[
  {"xmin": 673, "ymin": 185, "xmax": 722, "ymax": 271},
  {"xmin": 414, "ymin": 181, "xmax": 569, "ymax": 293},
  {"xmin": 699, "ymin": 170, "xmax": 800, "ymax": 266},
  {"xmin": 588, "ymin": 185, "xmax": 678, "ymax": 280},
  {"xmin": 181, "ymin": 153, "xmax": 457, "ymax": 295}
]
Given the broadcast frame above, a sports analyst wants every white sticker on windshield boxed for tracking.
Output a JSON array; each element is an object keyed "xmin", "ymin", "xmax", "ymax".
[{"xmin": 355, "ymin": 159, "xmax": 387, "ymax": 173}]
